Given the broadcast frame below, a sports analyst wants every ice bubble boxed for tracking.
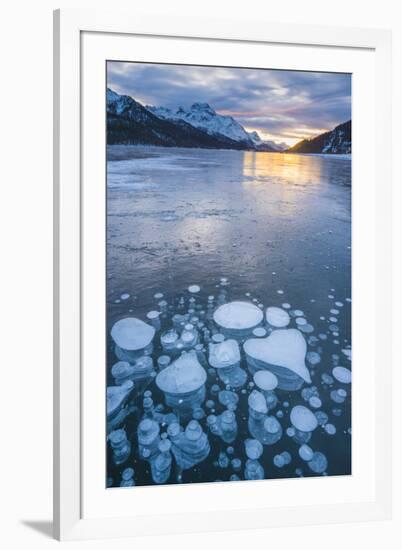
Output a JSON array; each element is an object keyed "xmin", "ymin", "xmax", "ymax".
[
  {"xmin": 121, "ymin": 467, "xmax": 134, "ymax": 481},
  {"xmin": 282, "ymin": 303, "xmax": 291, "ymax": 309},
  {"xmin": 330, "ymin": 389, "xmax": 346, "ymax": 403},
  {"xmin": 253, "ymin": 370, "xmax": 278, "ymax": 391},
  {"xmin": 231, "ymin": 458, "xmax": 242, "ymax": 471},
  {"xmin": 248, "ymin": 390, "xmax": 268, "ymax": 415},
  {"xmin": 109, "ymin": 428, "xmax": 131, "ymax": 465},
  {"xmin": 253, "ymin": 327, "xmax": 267, "ymax": 337},
  {"xmin": 213, "ymin": 301, "xmax": 263, "ymax": 333},
  {"xmin": 335, "ymin": 301, "xmax": 344, "ymax": 307},
  {"xmin": 219, "ymin": 390, "xmax": 239, "ymax": 408},
  {"xmin": 295, "ymin": 317, "xmax": 307, "ymax": 326},
  {"xmin": 264, "ymin": 416, "xmax": 281, "ymax": 435},
  {"xmin": 157, "ymin": 355, "xmax": 171, "ymax": 370},
  {"xmin": 156, "ymin": 352, "xmax": 206, "ymax": 395},
  {"xmin": 209, "ymin": 339, "xmax": 240, "ymax": 369},
  {"xmin": 308, "ymin": 452, "xmax": 328, "ymax": 474},
  {"xmin": 330, "ymin": 309, "xmax": 340, "ymax": 315},
  {"xmin": 321, "ymin": 373, "xmax": 333, "ymax": 385},
  {"xmin": 290, "ymin": 405, "xmax": 318, "ymax": 432},
  {"xmin": 146, "ymin": 310, "xmax": 160, "ymax": 320},
  {"xmin": 245, "ymin": 438, "xmax": 263, "ymax": 460},
  {"xmin": 244, "ymin": 329, "xmax": 311, "ymax": 390},
  {"xmin": 273, "ymin": 454, "xmax": 285, "ymax": 468},
  {"xmin": 341, "ymin": 348, "xmax": 352, "ymax": 361},
  {"xmin": 277, "ymin": 290, "xmax": 284, "ymax": 295},
  {"xmin": 218, "ymin": 452, "xmax": 230, "ymax": 468},
  {"xmin": 244, "ymin": 459, "xmax": 264, "ymax": 480},
  {"xmin": 293, "ymin": 309, "xmax": 304, "ymax": 317},
  {"xmin": 309, "ymin": 396, "xmax": 322, "ymax": 409},
  {"xmin": 111, "ymin": 317, "xmax": 155, "ymax": 351},
  {"xmin": 332, "ymin": 366, "xmax": 352, "ymax": 384},
  {"xmin": 282, "ymin": 451, "xmax": 291, "ymax": 464},
  {"xmin": 299, "ymin": 324, "xmax": 314, "ymax": 334},
  {"xmin": 324, "ymin": 423, "xmax": 337, "ymax": 435},
  {"xmin": 107, "ymin": 380, "xmax": 134, "ymax": 419},
  {"xmin": 266, "ymin": 307, "xmax": 290, "ymax": 328},
  {"xmin": 120, "ymin": 293, "xmax": 130, "ymax": 300},
  {"xmin": 306, "ymin": 352, "xmax": 321, "ymax": 366},
  {"xmin": 111, "ymin": 361, "xmax": 136, "ymax": 385},
  {"xmin": 315, "ymin": 410, "xmax": 329, "ymax": 426},
  {"xmin": 160, "ymin": 329, "xmax": 179, "ymax": 351},
  {"xmin": 299, "ymin": 444, "xmax": 314, "ymax": 461},
  {"xmin": 286, "ymin": 427, "xmax": 296, "ymax": 437},
  {"xmin": 188, "ymin": 285, "xmax": 200, "ymax": 294}
]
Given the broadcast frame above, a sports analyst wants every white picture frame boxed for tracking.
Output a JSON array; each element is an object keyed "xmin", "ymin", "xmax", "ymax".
[{"xmin": 53, "ymin": 8, "xmax": 392, "ymax": 541}]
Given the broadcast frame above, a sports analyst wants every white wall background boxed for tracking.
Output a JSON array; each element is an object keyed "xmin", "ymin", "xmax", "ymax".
[{"xmin": 0, "ymin": 0, "xmax": 400, "ymax": 548}]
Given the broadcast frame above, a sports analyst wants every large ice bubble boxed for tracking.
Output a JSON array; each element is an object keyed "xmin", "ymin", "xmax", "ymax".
[
  {"xmin": 266, "ymin": 306, "xmax": 290, "ymax": 328},
  {"xmin": 156, "ymin": 351, "xmax": 206, "ymax": 395},
  {"xmin": 208, "ymin": 339, "xmax": 240, "ymax": 369},
  {"xmin": 244, "ymin": 329, "xmax": 311, "ymax": 390},
  {"xmin": 290, "ymin": 405, "xmax": 318, "ymax": 432},
  {"xmin": 213, "ymin": 301, "xmax": 263, "ymax": 336}
]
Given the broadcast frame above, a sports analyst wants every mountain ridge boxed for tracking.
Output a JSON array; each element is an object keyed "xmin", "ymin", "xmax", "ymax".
[
  {"xmin": 107, "ymin": 89, "xmax": 279, "ymax": 151},
  {"xmin": 286, "ymin": 120, "xmax": 351, "ymax": 155}
]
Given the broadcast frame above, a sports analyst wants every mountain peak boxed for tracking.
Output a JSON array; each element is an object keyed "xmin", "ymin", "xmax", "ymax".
[{"xmin": 190, "ymin": 102, "xmax": 215, "ymax": 114}]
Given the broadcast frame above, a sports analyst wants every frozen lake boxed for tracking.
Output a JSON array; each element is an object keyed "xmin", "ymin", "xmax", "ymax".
[{"xmin": 106, "ymin": 145, "xmax": 351, "ymax": 486}]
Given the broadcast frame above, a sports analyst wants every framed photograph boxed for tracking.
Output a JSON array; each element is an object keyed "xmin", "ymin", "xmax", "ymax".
[{"xmin": 54, "ymin": 9, "xmax": 392, "ymax": 540}]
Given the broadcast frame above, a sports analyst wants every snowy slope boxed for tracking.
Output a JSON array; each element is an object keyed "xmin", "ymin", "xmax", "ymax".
[{"xmin": 148, "ymin": 102, "xmax": 254, "ymax": 145}]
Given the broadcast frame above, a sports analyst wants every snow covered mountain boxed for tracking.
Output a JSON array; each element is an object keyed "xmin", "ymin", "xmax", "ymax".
[
  {"xmin": 148, "ymin": 102, "xmax": 285, "ymax": 151},
  {"xmin": 248, "ymin": 131, "xmax": 288, "ymax": 152},
  {"xmin": 107, "ymin": 88, "xmax": 287, "ymax": 152},
  {"xmin": 107, "ymin": 88, "xmax": 252, "ymax": 149},
  {"xmin": 148, "ymin": 102, "xmax": 254, "ymax": 145},
  {"xmin": 286, "ymin": 120, "xmax": 351, "ymax": 155}
]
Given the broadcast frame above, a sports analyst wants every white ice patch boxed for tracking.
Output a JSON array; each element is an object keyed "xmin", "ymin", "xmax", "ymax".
[
  {"xmin": 244, "ymin": 329, "xmax": 311, "ymax": 384},
  {"xmin": 248, "ymin": 390, "xmax": 268, "ymax": 414},
  {"xmin": 332, "ymin": 366, "xmax": 352, "ymax": 384},
  {"xmin": 253, "ymin": 370, "xmax": 278, "ymax": 391},
  {"xmin": 156, "ymin": 352, "xmax": 206, "ymax": 395},
  {"xmin": 213, "ymin": 301, "xmax": 263, "ymax": 330},
  {"xmin": 188, "ymin": 285, "xmax": 201, "ymax": 294},
  {"xmin": 266, "ymin": 306, "xmax": 290, "ymax": 328},
  {"xmin": 208, "ymin": 339, "xmax": 240, "ymax": 369},
  {"xmin": 111, "ymin": 317, "xmax": 155, "ymax": 351},
  {"xmin": 290, "ymin": 405, "xmax": 318, "ymax": 432}
]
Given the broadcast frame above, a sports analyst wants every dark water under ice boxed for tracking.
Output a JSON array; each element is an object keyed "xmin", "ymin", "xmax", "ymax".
[{"xmin": 106, "ymin": 145, "xmax": 352, "ymax": 487}]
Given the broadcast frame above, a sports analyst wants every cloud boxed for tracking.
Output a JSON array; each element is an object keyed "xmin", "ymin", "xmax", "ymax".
[{"xmin": 107, "ymin": 62, "xmax": 351, "ymax": 145}]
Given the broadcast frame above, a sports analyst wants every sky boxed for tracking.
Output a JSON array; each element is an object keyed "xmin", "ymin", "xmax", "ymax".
[{"xmin": 107, "ymin": 61, "xmax": 351, "ymax": 147}]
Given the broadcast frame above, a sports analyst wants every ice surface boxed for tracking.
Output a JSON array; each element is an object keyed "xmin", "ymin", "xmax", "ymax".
[
  {"xmin": 332, "ymin": 366, "xmax": 352, "ymax": 383},
  {"xmin": 244, "ymin": 329, "xmax": 311, "ymax": 387},
  {"xmin": 266, "ymin": 306, "xmax": 290, "ymax": 328},
  {"xmin": 208, "ymin": 339, "xmax": 240, "ymax": 369},
  {"xmin": 290, "ymin": 405, "xmax": 318, "ymax": 432},
  {"xmin": 213, "ymin": 301, "xmax": 263, "ymax": 330},
  {"xmin": 111, "ymin": 317, "xmax": 155, "ymax": 351},
  {"xmin": 156, "ymin": 351, "xmax": 207, "ymax": 395}
]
